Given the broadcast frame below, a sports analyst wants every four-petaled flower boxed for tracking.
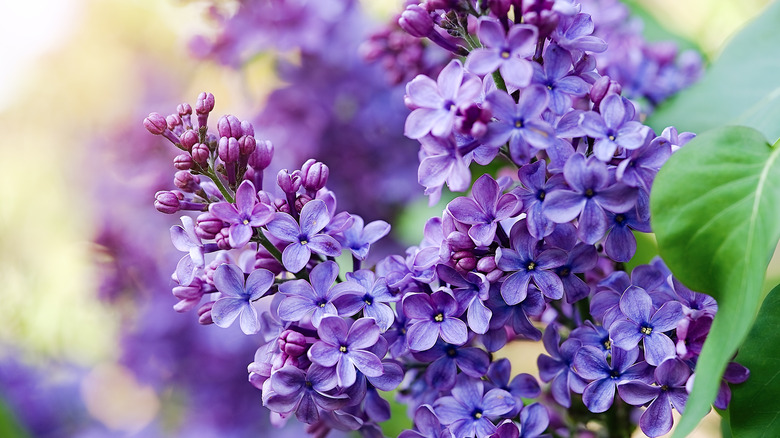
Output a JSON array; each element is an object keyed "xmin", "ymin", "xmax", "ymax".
[
  {"xmin": 211, "ymin": 263, "xmax": 274, "ymax": 335},
  {"xmin": 308, "ymin": 316, "xmax": 384, "ymax": 388},
  {"xmin": 209, "ymin": 180, "xmax": 273, "ymax": 248}
]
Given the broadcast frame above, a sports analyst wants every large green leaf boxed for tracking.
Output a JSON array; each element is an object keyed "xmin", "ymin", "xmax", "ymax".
[
  {"xmin": 650, "ymin": 126, "xmax": 780, "ymax": 437},
  {"xmin": 729, "ymin": 283, "xmax": 780, "ymax": 437},
  {"xmin": 647, "ymin": 1, "xmax": 780, "ymax": 142}
]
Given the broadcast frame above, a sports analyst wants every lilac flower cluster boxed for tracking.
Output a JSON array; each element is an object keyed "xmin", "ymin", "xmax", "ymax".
[{"xmin": 141, "ymin": 1, "xmax": 744, "ymax": 437}]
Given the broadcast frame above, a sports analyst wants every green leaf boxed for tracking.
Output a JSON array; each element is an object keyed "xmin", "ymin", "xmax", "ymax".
[
  {"xmin": 650, "ymin": 126, "xmax": 780, "ymax": 437},
  {"xmin": 729, "ymin": 283, "xmax": 780, "ymax": 437},
  {"xmin": 0, "ymin": 399, "xmax": 30, "ymax": 438},
  {"xmin": 647, "ymin": 1, "xmax": 780, "ymax": 142}
]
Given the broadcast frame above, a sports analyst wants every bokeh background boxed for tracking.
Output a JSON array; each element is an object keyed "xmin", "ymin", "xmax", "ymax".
[{"xmin": 0, "ymin": 0, "xmax": 774, "ymax": 436}]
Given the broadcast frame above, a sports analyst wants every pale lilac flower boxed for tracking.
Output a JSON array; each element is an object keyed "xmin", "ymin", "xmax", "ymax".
[
  {"xmin": 308, "ymin": 316, "xmax": 384, "ymax": 388},
  {"xmin": 579, "ymin": 95, "xmax": 652, "ymax": 161},
  {"xmin": 403, "ymin": 289, "xmax": 468, "ymax": 351},
  {"xmin": 465, "ymin": 18, "xmax": 538, "ymax": 88},
  {"xmin": 211, "ymin": 263, "xmax": 274, "ymax": 335},
  {"xmin": 170, "ymin": 216, "xmax": 205, "ymax": 286},
  {"xmin": 447, "ymin": 174, "xmax": 520, "ymax": 247},
  {"xmin": 434, "ymin": 374, "xmax": 516, "ymax": 438},
  {"xmin": 208, "ymin": 180, "xmax": 273, "ymax": 248},
  {"xmin": 277, "ymin": 261, "xmax": 349, "ymax": 327},
  {"xmin": 336, "ymin": 215, "xmax": 391, "ymax": 261}
]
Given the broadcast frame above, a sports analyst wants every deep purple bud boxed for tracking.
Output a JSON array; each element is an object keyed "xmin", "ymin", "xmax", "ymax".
[
  {"xmin": 477, "ymin": 255, "xmax": 497, "ymax": 273},
  {"xmin": 248, "ymin": 139, "xmax": 274, "ymax": 170},
  {"xmin": 590, "ymin": 76, "xmax": 622, "ymax": 108},
  {"xmin": 173, "ymin": 279, "xmax": 204, "ymax": 301},
  {"xmin": 277, "ymin": 169, "xmax": 302, "ymax": 194},
  {"xmin": 278, "ymin": 330, "xmax": 307, "ymax": 357},
  {"xmin": 399, "ymin": 4, "xmax": 434, "ymax": 38},
  {"xmin": 489, "ymin": 0, "xmax": 511, "ymax": 17},
  {"xmin": 180, "ymin": 130, "xmax": 198, "ymax": 152},
  {"xmin": 177, "ymin": 103, "xmax": 192, "ymax": 117},
  {"xmin": 166, "ymin": 114, "xmax": 182, "ymax": 131},
  {"xmin": 173, "ymin": 154, "xmax": 193, "ymax": 171},
  {"xmin": 174, "ymin": 171, "xmax": 201, "ymax": 193},
  {"xmin": 241, "ymin": 120, "xmax": 255, "ymax": 137},
  {"xmin": 197, "ymin": 301, "xmax": 214, "ymax": 325},
  {"xmin": 239, "ymin": 135, "xmax": 256, "ymax": 156},
  {"xmin": 144, "ymin": 113, "xmax": 167, "ymax": 135},
  {"xmin": 215, "ymin": 228, "xmax": 231, "ymax": 250},
  {"xmin": 453, "ymin": 250, "xmax": 477, "ymax": 272},
  {"xmin": 196, "ymin": 212, "xmax": 223, "ymax": 239},
  {"xmin": 155, "ymin": 190, "xmax": 181, "ymax": 214},
  {"xmin": 300, "ymin": 159, "xmax": 329, "ymax": 193},
  {"xmin": 295, "ymin": 194, "xmax": 312, "ymax": 213},
  {"xmin": 218, "ymin": 114, "xmax": 243, "ymax": 139},
  {"xmin": 192, "ymin": 143, "xmax": 210, "ymax": 166},
  {"xmin": 218, "ymin": 137, "xmax": 240, "ymax": 164},
  {"xmin": 195, "ymin": 92, "xmax": 215, "ymax": 129},
  {"xmin": 448, "ymin": 231, "xmax": 475, "ymax": 251}
]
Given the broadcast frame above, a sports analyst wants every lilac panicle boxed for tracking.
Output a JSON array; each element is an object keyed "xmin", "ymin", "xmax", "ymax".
[
  {"xmin": 208, "ymin": 180, "xmax": 273, "ymax": 248},
  {"xmin": 308, "ymin": 316, "xmax": 384, "ymax": 388},
  {"xmin": 266, "ymin": 198, "xmax": 342, "ymax": 273},
  {"xmin": 211, "ymin": 263, "xmax": 274, "ymax": 335}
]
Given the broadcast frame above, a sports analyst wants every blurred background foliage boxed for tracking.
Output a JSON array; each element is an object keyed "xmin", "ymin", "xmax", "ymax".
[{"xmin": 0, "ymin": 0, "xmax": 774, "ymax": 436}]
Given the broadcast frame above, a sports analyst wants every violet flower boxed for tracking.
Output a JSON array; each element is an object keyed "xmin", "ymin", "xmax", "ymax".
[
  {"xmin": 399, "ymin": 405, "xmax": 449, "ymax": 438},
  {"xmin": 481, "ymin": 87, "xmax": 555, "ymax": 163},
  {"xmin": 435, "ymin": 374, "xmax": 516, "ymax": 438},
  {"xmin": 604, "ymin": 208, "xmax": 651, "ymax": 262},
  {"xmin": 412, "ymin": 341, "xmax": 490, "ymax": 391},
  {"xmin": 265, "ymin": 364, "xmax": 347, "ymax": 424},
  {"xmin": 447, "ymin": 174, "xmax": 520, "ymax": 247},
  {"xmin": 266, "ymin": 199, "xmax": 342, "ymax": 273},
  {"xmin": 336, "ymin": 215, "xmax": 391, "ymax": 261},
  {"xmin": 513, "ymin": 161, "xmax": 566, "ymax": 239},
  {"xmin": 543, "ymin": 153, "xmax": 638, "ymax": 244},
  {"xmin": 537, "ymin": 326, "xmax": 587, "ymax": 407},
  {"xmin": 486, "ymin": 358, "xmax": 541, "ymax": 417},
  {"xmin": 532, "ymin": 43, "xmax": 590, "ymax": 115},
  {"xmin": 405, "ymin": 59, "xmax": 482, "ymax": 139},
  {"xmin": 170, "ymin": 216, "xmax": 205, "ymax": 286},
  {"xmin": 618, "ymin": 358, "xmax": 691, "ymax": 437},
  {"xmin": 277, "ymin": 261, "xmax": 348, "ymax": 328},
  {"xmin": 573, "ymin": 346, "xmax": 647, "ymax": 413},
  {"xmin": 403, "ymin": 288, "xmax": 468, "ymax": 351},
  {"xmin": 437, "ymin": 264, "xmax": 492, "ymax": 334},
  {"xmin": 609, "ymin": 285, "xmax": 684, "ymax": 366},
  {"xmin": 308, "ymin": 316, "xmax": 384, "ymax": 388},
  {"xmin": 417, "ymin": 134, "xmax": 471, "ymax": 204},
  {"xmin": 465, "ymin": 18, "xmax": 538, "ymax": 88},
  {"xmin": 211, "ymin": 263, "xmax": 274, "ymax": 335},
  {"xmin": 208, "ymin": 180, "xmax": 273, "ymax": 248},
  {"xmin": 579, "ymin": 95, "xmax": 652, "ymax": 161},
  {"xmin": 551, "ymin": 13, "xmax": 607, "ymax": 53},
  {"xmin": 333, "ymin": 270, "xmax": 397, "ymax": 331}
]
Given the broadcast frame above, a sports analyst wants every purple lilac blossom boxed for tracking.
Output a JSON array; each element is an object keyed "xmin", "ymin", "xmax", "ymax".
[
  {"xmin": 277, "ymin": 261, "xmax": 348, "ymax": 328},
  {"xmin": 333, "ymin": 270, "xmax": 397, "ymax": 331},
  {"xmin": 209, "ymin": 180, "xmax": 273, "ymax": 249},
  {"xmin": 399, "ymin": 404, "xmax": 449, "ymax": 438},
  {"xmin": 265, "ymin": 364, "xmax": 346, "ymax": 424},
  {"xmin": 211, "ymin": 263, "xmax": 274, "ymax": 335},
  {"xmin": 447, "ymin": 174, "xmax": 520, "ymax": 247},
  {"xmin": 437, "ymin": 264, "xmax": 492, "ymax": 334},
  {"xmin": 465, "ymin": 18, "xmax": 538, "ymax": 88},
  {"xmin": 532, "ymin": 43, "xmax": 590, "ymax": 115},
  {"xmin": 308, "ymin": 316, "xmax": 384, "ymax": 388},
  {"xmin": 434, "ymin": 374, "xmax": 516, "ymax": 438},
  {"xmin": 537, "ymin": 326, "xmax": 587, "ymax": 407},
  {"xmin": 579, "ymin": 94, "xmax": 652, "ymax": 161},
  {"xmin": 335, "ymin": 215, "xmax": 391, "ymax": 261},
  {"xmin": 403, "ymin": 288, "xmax": 468, "ymax": 351},
  {"xmin": 573, "ymin": 346, "xmax": 648, "ymax": 413},
  {"xmin": 170, "ymin": 215, "xmax": 205, "ymax": 286}
]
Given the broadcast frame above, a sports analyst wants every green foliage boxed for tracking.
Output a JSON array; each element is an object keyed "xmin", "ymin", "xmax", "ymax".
[
  {"xmin": 647, "ymin": 1, "xmax": 780, "ymax": 143},
  {"xmin": 379, "ymin": 391, "xmax": 413, "ymax": 437},
  {"xmin": 729, "ymin": 284, "xmax": 780, "ymax": 437},
  {"xmin": 650, "ymin": 126, "xmax": 780, "ymax": 437},
  {"xmin": 0, "ymin": 400, "xmax": 30, "ymax": 438}
]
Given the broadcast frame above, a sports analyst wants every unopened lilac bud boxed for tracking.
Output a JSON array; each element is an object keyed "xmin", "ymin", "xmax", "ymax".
[
  {"xmin": 155, "ymin": 190, "xmax": 182, "ymax": 214},
  {"xmin": 489, "ymin": 0, "xmax": 511, "ymax": 17},
  {"xmin": 448, "ymin": 231, "xmax": 474, "ymax": 251},
  {"xmin": 278, "ymin": 330, "xmax": 307, "ymax": 357},
  {"xmin": 590, "ymin": 76, "xmax": 622, "ymax": 107},
  {"xmin": 486, "ymin": 269, "xmax": 503, "ymax": 283},
  {"xmin": 218, "ymin": 114, "xmax": 242, "ymax": 139},
  {"xmin": 177, "ymin": 103, "xmax": 192, "ymax": 117},
  {"xmin": 191, "ymin": 143, "xmax": 210, "ymax": 166},
  {"xmin": 399, "ymin": 4, "xmax": 434, "ymax": 38},
  {"xmin": 174, "ymin": 171, "xmax": 201, "ymax": 193},
  {"xmin": 248, "ymin": 140, "xmax": 274, "ymax": 170},
  {"xmin": 197, "ymin": 301, "xmax": 214, "ymax": 325},
  {"xmin": 173, "ymin": 278, "xmax": 204, "ymax": 300},
  {"xmin": 166, "ymin": 114, "xmax": 183, "ymax": 131},
  {"xmin": 174, "ymin": 154, "xmax": 193, "ymax": 171},
  {"xmin": 173, "ymin": 298, "xmax": 200, "ymax": 313},
  {"xmin": 215, "ymin": 228, "xmax": 232, "ymax": 250},
  {"xmin": 180, "ymin": 130, "xmax": 198, "ymax": 151},
  {"xmin": 272, "ymin": 197, "xmax": 289, "ymax": 213},
  {"xmin": 218, "ymin": 137, "xmax": 240, "ymax": 164},
  {"xmin": 241, "ymin": 120, "xmax": 255, "ymax": 137},
  {"xmin": 453, "ymin": 250, "xmax": 477, "ymax": 272},
  {"xmin": 196, "ymin": 212, "xmax": 223, "ymax": 239},
  {"xmin": 295, "ymin": 194, "xmax": 312, "ymax": 213},
  {"xmin": 144, "ymin": 112, "xmax": 167, "ymax": 135},
  {"xmin": 300, "ymin": 159, "xmax": 329, "ymax": 192},
  {"xmin": 477, "ymin": 255, "xmax": 497, "ymax": 273},
  {"xmin": 239, "ymin": 135, "xmax": 256, "ymax": 156},
  {"xmin": 195, "ymin": 92, "xmax": 215, "ymax": 128},
  {"xmin": 277, "ymin": 169, "xmax": 302, "ymax": 195}
]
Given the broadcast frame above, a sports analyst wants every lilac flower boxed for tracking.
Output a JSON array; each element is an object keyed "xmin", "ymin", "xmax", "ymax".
[
  {"xmin": 418, "ymin": 134, "xmax": 471, "ymax": 203},
  {"xmin": 434, "ymin": 374, "xmax": 516, "ymax": 438},
  {"xmin": 399, "ymin": 404, "xmax": 449, "ymax": 438},
  {"xmin": 537, "ymin": 326, "xmax": 587, "ymax": 407},
  {"xmin": 209, "ymin": 180, "xmax": 273, "ymax": 248},
  {"xmin": 211, "ymin": 263, "xmax": 274, "ymax": 335},
  {"xmin": 513, "ymin": 161, "xmax": 567, "ymax": 238},
  {"xmin": 277, "ymin": 261, "xmax": 348, "ymax": 327},
  {"xmin": 552, "ymin": 13, "xmax": 608, "ymax": 53},
  {"xmin": 573, "ymin": 346, "xmax": 647, "ymax": 413},
  {"xmin": 486, "ymin": 358, "xmax": 541, "ymax": 417},
  {"xmin": 669, "ymin": 276, "xmax": 717, "ymax": 317},
  {"xmin": 465, "ymin": 18, "xmax": 538, "ymax": 88},
  {"xmin": 543, "ymin": 153, "xmax": 638, "ymax": 244},
  {"xmin": 544, "ymin": 223, "xmax": 599, "ymax": 303},
  {"xmin": 266, "ymin": 199, "xmax": 342, "ymax": 273},
  {"xmin": 714, "ymin": 362, "xmax": 750, "ymax": 410},
  {"xmin": 265, "ymin": 364, "xmax": 347, "ymax": 424},
  {"xmin": 604, "ymin": 208, "xmax": 651, "ymax": 262},
  {"xmin": 170, "ymin": 216, "xmax": 205, "ymax": 286},
  {"xmin": 333, "ymin": 270, "xmax": 397, "ymax": 331},
  {"xmin": 308, "ymin": 316, "xmax": 384, "ymax": 388},
  {"xmin": 336, "ymin": 215, "xmax": 391, "ymax": 261},
  {"xmin": 437, "ymin": 265, "xmax": 492, "ymax": 334},
  {"xmin": 412, "ymin": 341, "xmax": 490, "ymax": 391},
  {"xmin": 481, "ymin": 87, "xmax": 555, "ymax": 163},
  {"xmin": 517, "ymin": 403, "xmax": 550, "ymax": 438},
  {"xmin": 405, "ymin": 60, "xmax": 482, "ymax": 139},
  {"xmin": 618, "ymin": 358, "xmax": 691, "ymax": 437},
  {"xmin": 609, "ymin": 286, "xmax": 684, "ymax": 366},
  {"xmin": 487, "ymin": 283, "xmax": 545, "ymax": 344},
  {"xmin": 615, "ymin": 136, "xmax": 672, "ymax": 191},
  {"xmin": 403, "ymin": 289, "xmax": 468, "ymax": 351},
  {"xmin": 659, "ymin": 126, "xmax": 695, "ymax": 152},
  {"xmin": 579, "ymin": 95, "xmax": 651, "ymax": 161},
  {"xmin": 532, "ymin": 43, "xmax": 589, "ymax": 115},
  {"xmin": 496, "ymin": 221, "xmax": 567, "ymax": 304},
  {"xmin": 447, "ymin": 174, "xmax": 520, "ymax": 247}
]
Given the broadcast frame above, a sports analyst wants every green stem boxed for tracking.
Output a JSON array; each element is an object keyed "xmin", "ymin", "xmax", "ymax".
[{"xmin": 205, "ymin": 169, "xmax": 234, "ymax": 203}]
